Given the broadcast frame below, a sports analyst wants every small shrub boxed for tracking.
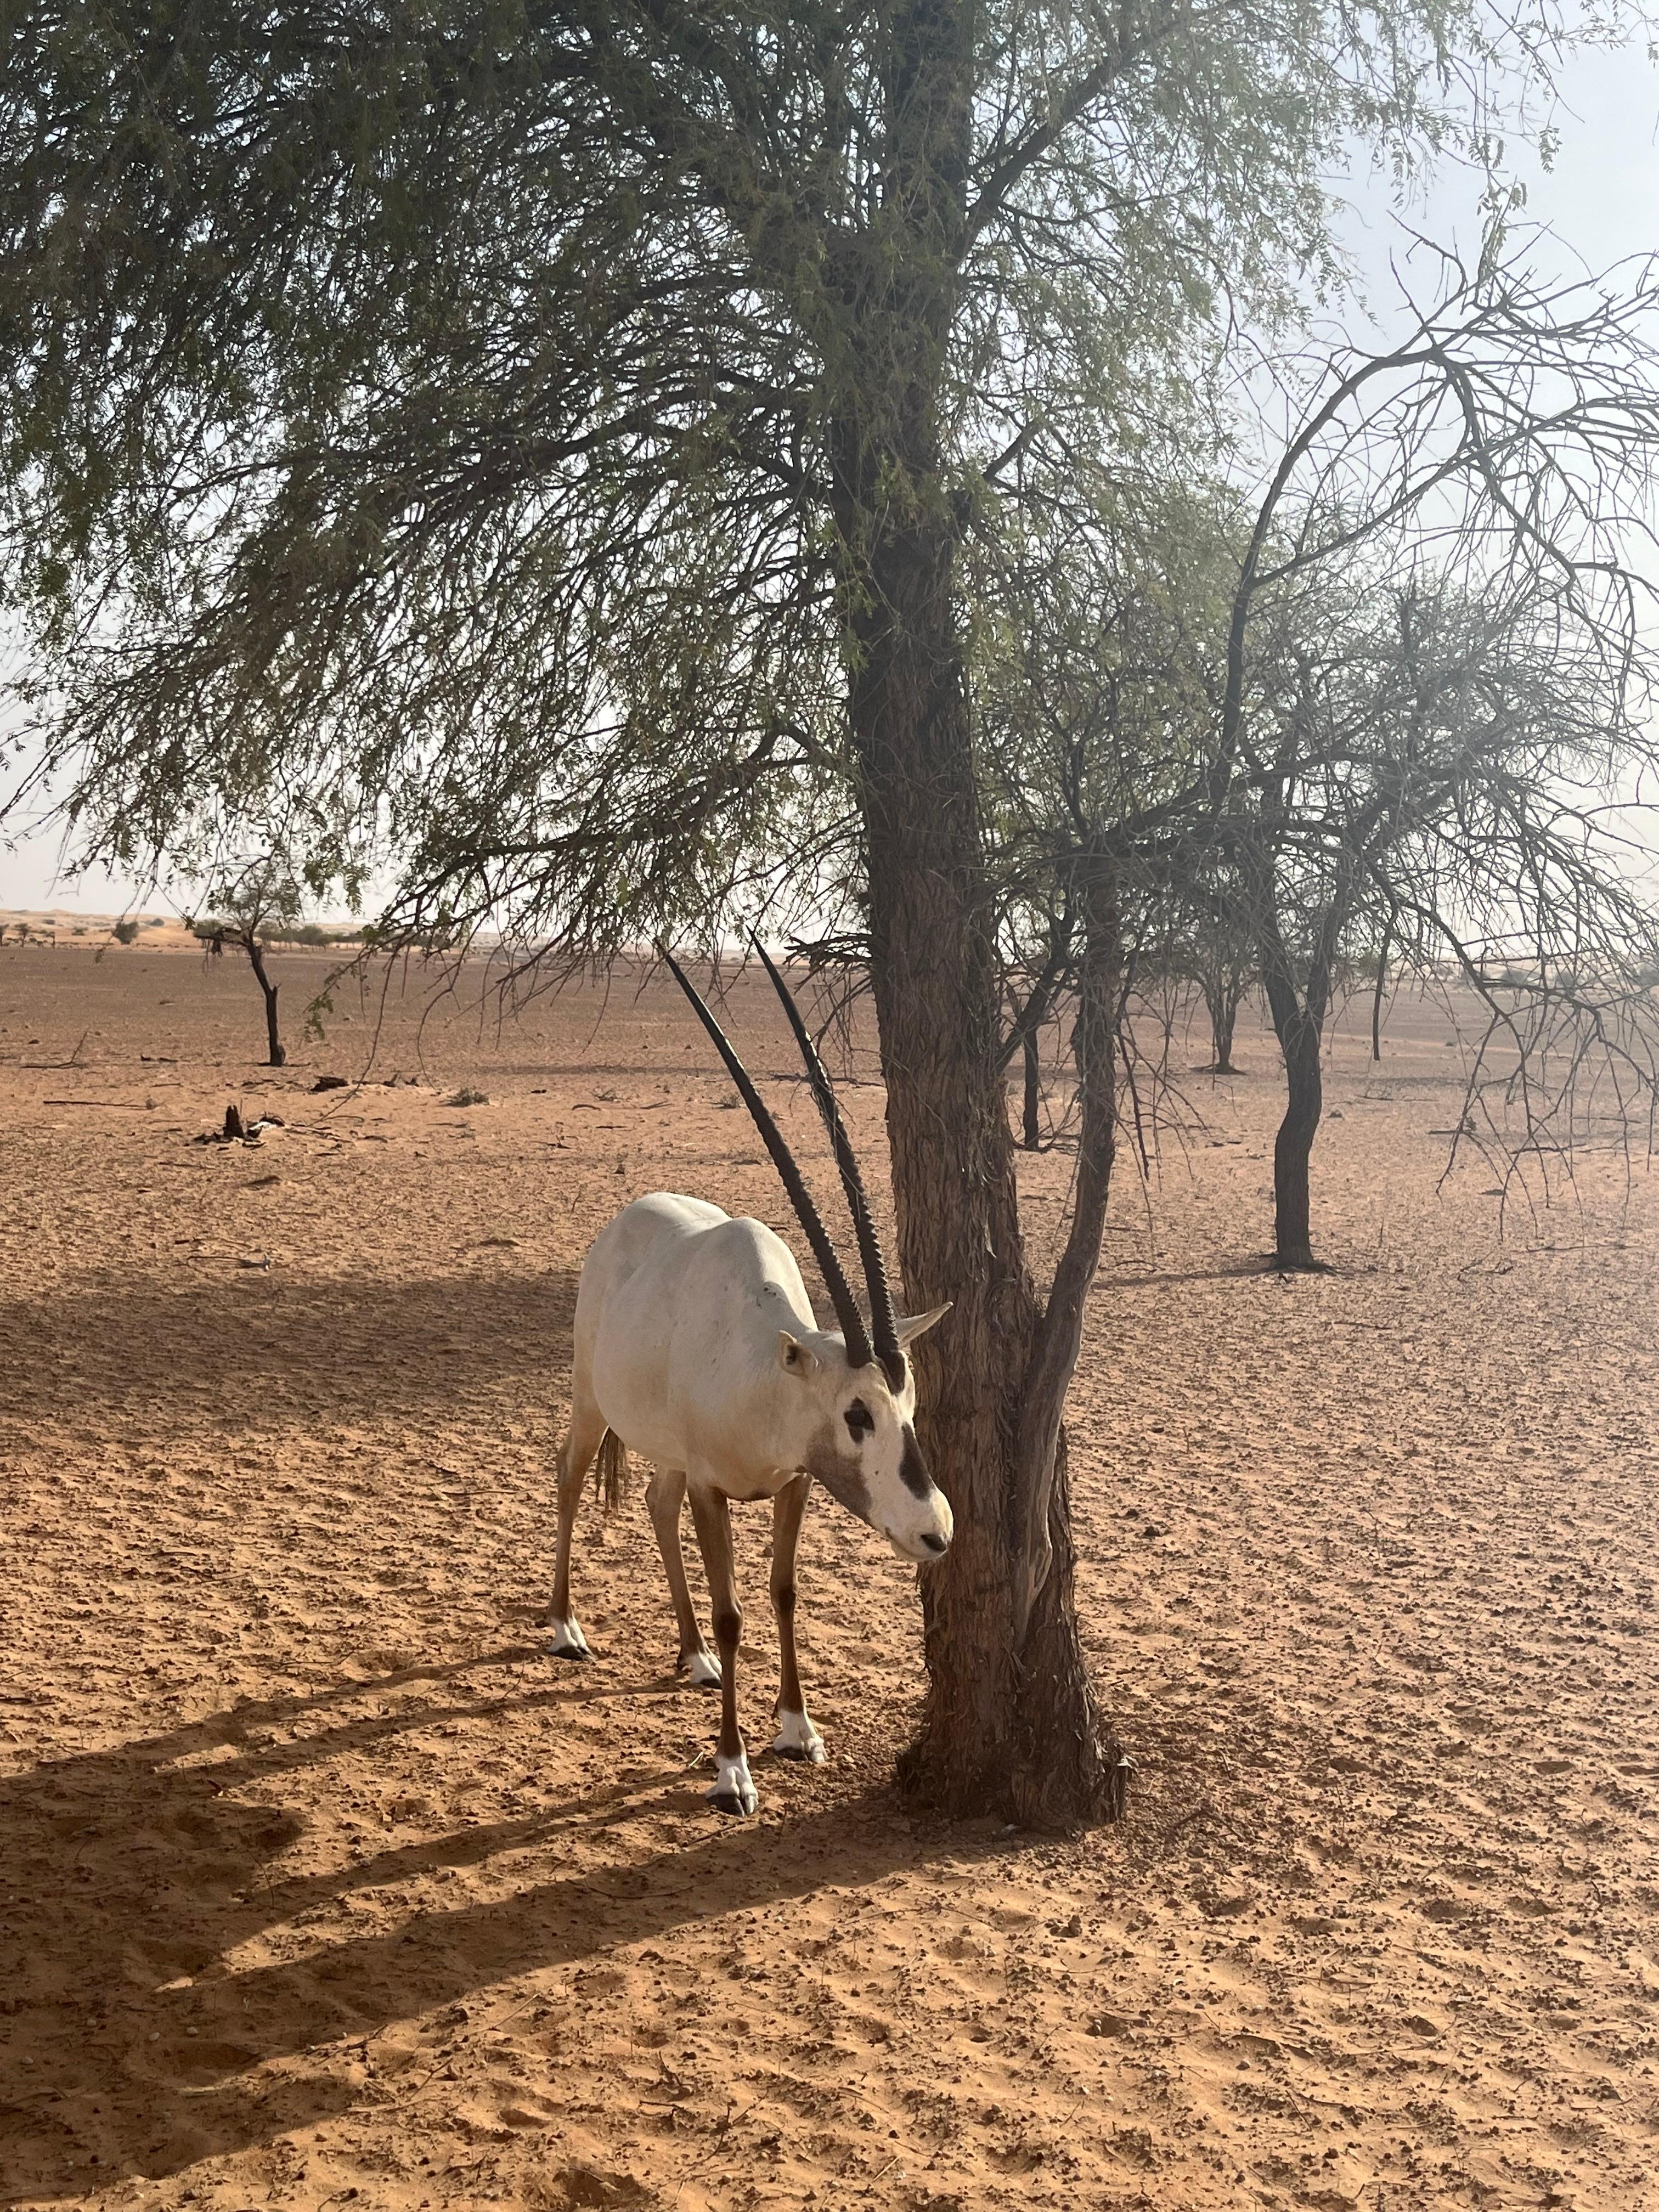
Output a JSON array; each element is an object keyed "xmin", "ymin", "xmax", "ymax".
[
  {"xmin": 111, "ymin": 919, "xmax": 140, "ymax": 944},
  {"xmin": 262, "ymin": 921, "xmax": 358, "ymax": 946},
  {"xmin": 447, "ymin": 1085, "xmax": 490, "ymax": 1108}
]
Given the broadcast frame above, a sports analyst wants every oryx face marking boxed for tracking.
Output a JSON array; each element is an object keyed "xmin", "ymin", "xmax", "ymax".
[{"xmin": 797, "ymin": 1355, "xmax": 952, "ymax": 1564}]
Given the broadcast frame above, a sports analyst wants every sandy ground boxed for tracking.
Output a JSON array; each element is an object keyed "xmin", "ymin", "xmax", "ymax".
[{"xmin": 1, "ymin": 930, "xmax": 1656, "ymax": 2212}]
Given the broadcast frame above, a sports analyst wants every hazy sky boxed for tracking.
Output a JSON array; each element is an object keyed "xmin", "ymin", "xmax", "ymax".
[
  {"xmin": 1338, "ymin": 40, "xmax": 1658, "ymax": 317},
  {"xmin": 3, "ymin": 37, "xmax": 1655, "ymax": 915}
]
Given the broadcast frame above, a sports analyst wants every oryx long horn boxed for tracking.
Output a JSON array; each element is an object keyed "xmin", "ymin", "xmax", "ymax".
[
  {"xmin": 750, "ymin": 934, "xmax": 904, "ymax": 1387},
  {"xmin": 657, "ymin": 943, "xmax": 877, "ymax": 1370}
]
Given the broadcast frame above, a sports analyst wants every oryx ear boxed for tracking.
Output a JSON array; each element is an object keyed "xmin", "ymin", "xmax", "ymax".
[
  {"xmin": 778, "ymin": 1330, "xmax": 820, "ymax": 1376},
  {"xmin": 894, "ymin": 1302, "xmax": 951, "ymax": 1347}
]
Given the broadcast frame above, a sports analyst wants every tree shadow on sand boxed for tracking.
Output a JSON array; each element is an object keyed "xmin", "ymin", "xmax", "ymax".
[
  {"xmin": 0, "ymin": 1268, "xmax": 579, "ymax": 1440},
  {"xmin": 0, "ymin": 1655, "xmax": 936, "ymax": 2202}
]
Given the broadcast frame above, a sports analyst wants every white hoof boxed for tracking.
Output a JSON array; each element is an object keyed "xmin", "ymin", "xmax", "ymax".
[
  {"xmin": 548, "ymin": 1616, "xmax": 594, "ymax": 1661},
  {"xmin": 685, "ymin": 1649, "xmax": 722, "ymax": 1689},
  {"xmin": 707, "ymin": 1752, "xmax": 758, "ymax": 1816},
  {"xmin": 772, "ymin": 1709, "xmax": 827, "ymax": 1764}
]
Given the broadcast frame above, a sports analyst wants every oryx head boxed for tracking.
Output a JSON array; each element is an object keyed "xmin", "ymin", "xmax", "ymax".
[
  {"xmin": 659, "ymin": 938, "xmax": 955, "ymax": 1564},
  {"xmin": 774, "ymin": 1305, "xmax": 952, "ymax": 1560}
]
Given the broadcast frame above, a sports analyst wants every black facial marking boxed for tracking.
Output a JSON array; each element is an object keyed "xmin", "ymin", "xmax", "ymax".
[
  {"xmin": 844, "ymin": 1397, "xmax": 875, "ymax": 1442},
  {"xmin": 898, "ymin": 1423, "xmax": 933, "ymax": 1500}
]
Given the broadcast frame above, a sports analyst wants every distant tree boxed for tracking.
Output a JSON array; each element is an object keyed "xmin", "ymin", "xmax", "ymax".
[
  {"xmin": 1214, "ymin": 276, "xmax": 1659, "ymax": 1267},
  {"xmin": 958, "ymin": 264, "xmax": 1659, "ymax": 1269},
  {"xmin": 1177, "ymin": 883, "xmax": 1256, "ymax": 1076},
  {"xmin": 191, "ymin": 862, "xmax": 303, "ymax": 1066}
]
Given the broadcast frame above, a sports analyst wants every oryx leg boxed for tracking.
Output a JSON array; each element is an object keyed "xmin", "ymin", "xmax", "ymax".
[
  {"xmin": 686, "ymin": 1481, "xmax": 757, "ymax": 1816},
  {"xmin": 770, "ymin": 1475, "xmax": 825, "ymax": 1764},
  {"xmin": 546, "ymin": 1385, "xmax": 606, "ymax": 1661},
  {"xmin": 646, "ymin": 1466, "xmax": 720, "ymax": 1688}
]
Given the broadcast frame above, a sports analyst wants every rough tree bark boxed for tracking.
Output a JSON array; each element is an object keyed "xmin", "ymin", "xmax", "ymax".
[
  {"xmin": 823, "ymin": 0, "xmax": 1124, "ymax": 1827},
  {"xmin": 859, "ymin": 645, "xmax": 1125, "ymax": 1819}
]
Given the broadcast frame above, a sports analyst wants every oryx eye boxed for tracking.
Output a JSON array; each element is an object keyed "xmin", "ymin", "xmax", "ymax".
[{"xmin": 844, "ymin": 1399, "xmax": 874, "ymax": 1441}]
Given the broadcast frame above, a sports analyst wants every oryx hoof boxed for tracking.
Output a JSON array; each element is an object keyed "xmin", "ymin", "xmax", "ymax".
[
  {"xmin": 707, "ymin": 1753, "xmax": 758, "ymax": 1817},
  {"xmin": 684, "ymin": 1649, "xmax": 722, "ymax": 1690},
  {"xmin": 771, "ymin": 1711, "xmax": 827, "ymax": 1764},
  {"xmin": 547, "ymin": 1617, "xmax": 594, "ymax": 1662}
]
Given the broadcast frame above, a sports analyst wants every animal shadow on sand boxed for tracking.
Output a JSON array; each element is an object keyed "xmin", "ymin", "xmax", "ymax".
[{"xmin": 0, "ymin": 1657, "xmax": 932, "ymax": 2203}]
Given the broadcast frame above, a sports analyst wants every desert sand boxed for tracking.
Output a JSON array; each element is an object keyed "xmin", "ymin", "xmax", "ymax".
[{"xmin": 1, "ymin": 928, "xmax": 1655, "ymax": 2212}]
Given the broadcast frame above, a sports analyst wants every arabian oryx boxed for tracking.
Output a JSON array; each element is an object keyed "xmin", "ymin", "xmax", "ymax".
[{"xmin": 545, "ymin": 940, "xmax": 952, "ymax": 1816}]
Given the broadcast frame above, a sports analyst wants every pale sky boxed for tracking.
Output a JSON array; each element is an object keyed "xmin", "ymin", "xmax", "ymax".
[
  {"xmin": 3, "ymin": 36, "xmax": 1656, "ymax": 916},
  {"xmin": 1340, "ymin": 39, "xmax": 1658, "ymax": 295}
]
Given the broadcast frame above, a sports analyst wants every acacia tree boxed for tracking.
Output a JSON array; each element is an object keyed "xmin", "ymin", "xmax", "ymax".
[
  {"xmin": 1229, "ymin": 567, "xmax": 1659, "ymax": 1264},
  {"xmin": 1215, "ymin": 272, "xmax": 1659, "ymax": 1266},
  {"xmin": 2, "ymin": 3, "xmax": 1638, "ymax": 1822},
  {"xmin": 1186, "ymin": 900, "xmax": 1256, "ymax": 1074},
  {"xmin": 189, "ymin": 859, "xmax": 305, "ymax": 1067},
  {"xmin": 962, "ymin": 259, "xmax": 1659, "ymax": 1272}
]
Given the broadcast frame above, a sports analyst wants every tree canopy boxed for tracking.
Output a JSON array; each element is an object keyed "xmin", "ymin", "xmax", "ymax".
[{"xmin": 5, "ymin": 0, "xmax": 1635, "ymax": 935}]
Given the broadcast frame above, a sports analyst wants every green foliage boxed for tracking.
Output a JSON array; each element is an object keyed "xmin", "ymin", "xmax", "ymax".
[
  {"xmin": 110, "ymin": 918, "xmax": 139, "ymax": 944},
  {"xmin": 303, "ymin": 984, "xmax": 336, "ymax": 1042},
  {"xmin": 3, "ymin": 0, "xmax": 1639, "ymax": 953},
  {"xmin": 263, "ymin": 921, "xmax": 354, "ymax": 945},
  {"xmin": 187, "ymin": 855, "xmax": 303, "ymax": 943}
]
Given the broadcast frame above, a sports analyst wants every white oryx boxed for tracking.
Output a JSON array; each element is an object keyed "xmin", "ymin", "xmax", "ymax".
[{"xmin": 546, "ymin": 939, "xmax": 952, "ymax": 1816}]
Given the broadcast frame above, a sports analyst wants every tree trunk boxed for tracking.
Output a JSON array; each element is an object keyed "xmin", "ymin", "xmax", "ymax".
[
  {"xmin": 243, "ymin": 935, "xmax": 285, "ymax": 1066},
  {"xmin": 821, "ymin": 0, "xmax": 1120, "ymax": 1827},
  {"xmin": 1371, "ymin": 912, "xmax": 1394, "ymax": 1063},
  {"xmin": 1254, "ymin": 891, "xmax": 1342, "ymax": 1269},
  {"xmin": 1242, "ymin": 819, "xmax": 1345, "ymax": 1268},
  {"xmin": 1205, "ymin": 979, "xmax": 1239, "ymax": 1074},
  {"xmin": 846, "ymin": 500, "xmax": 1120, "ymax": 1826},
  {"xmin": 1022, "ymin": 1026, "xmax": 1041, "ymax": 1149},
  {"xmin": 1269, "ymin": 1003, "xmax": 1322, "ymax": 1267}
]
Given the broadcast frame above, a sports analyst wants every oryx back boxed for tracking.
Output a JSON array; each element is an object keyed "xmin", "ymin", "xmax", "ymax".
[{"xmin": 576, "ymin": 1192, "xmax": 816, "ymax": 1487}]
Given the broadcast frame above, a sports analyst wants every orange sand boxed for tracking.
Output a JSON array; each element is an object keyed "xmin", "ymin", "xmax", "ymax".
[{"xmin": 1, "ymin": 929, "xmax": 1655, "ymax": 2211}]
